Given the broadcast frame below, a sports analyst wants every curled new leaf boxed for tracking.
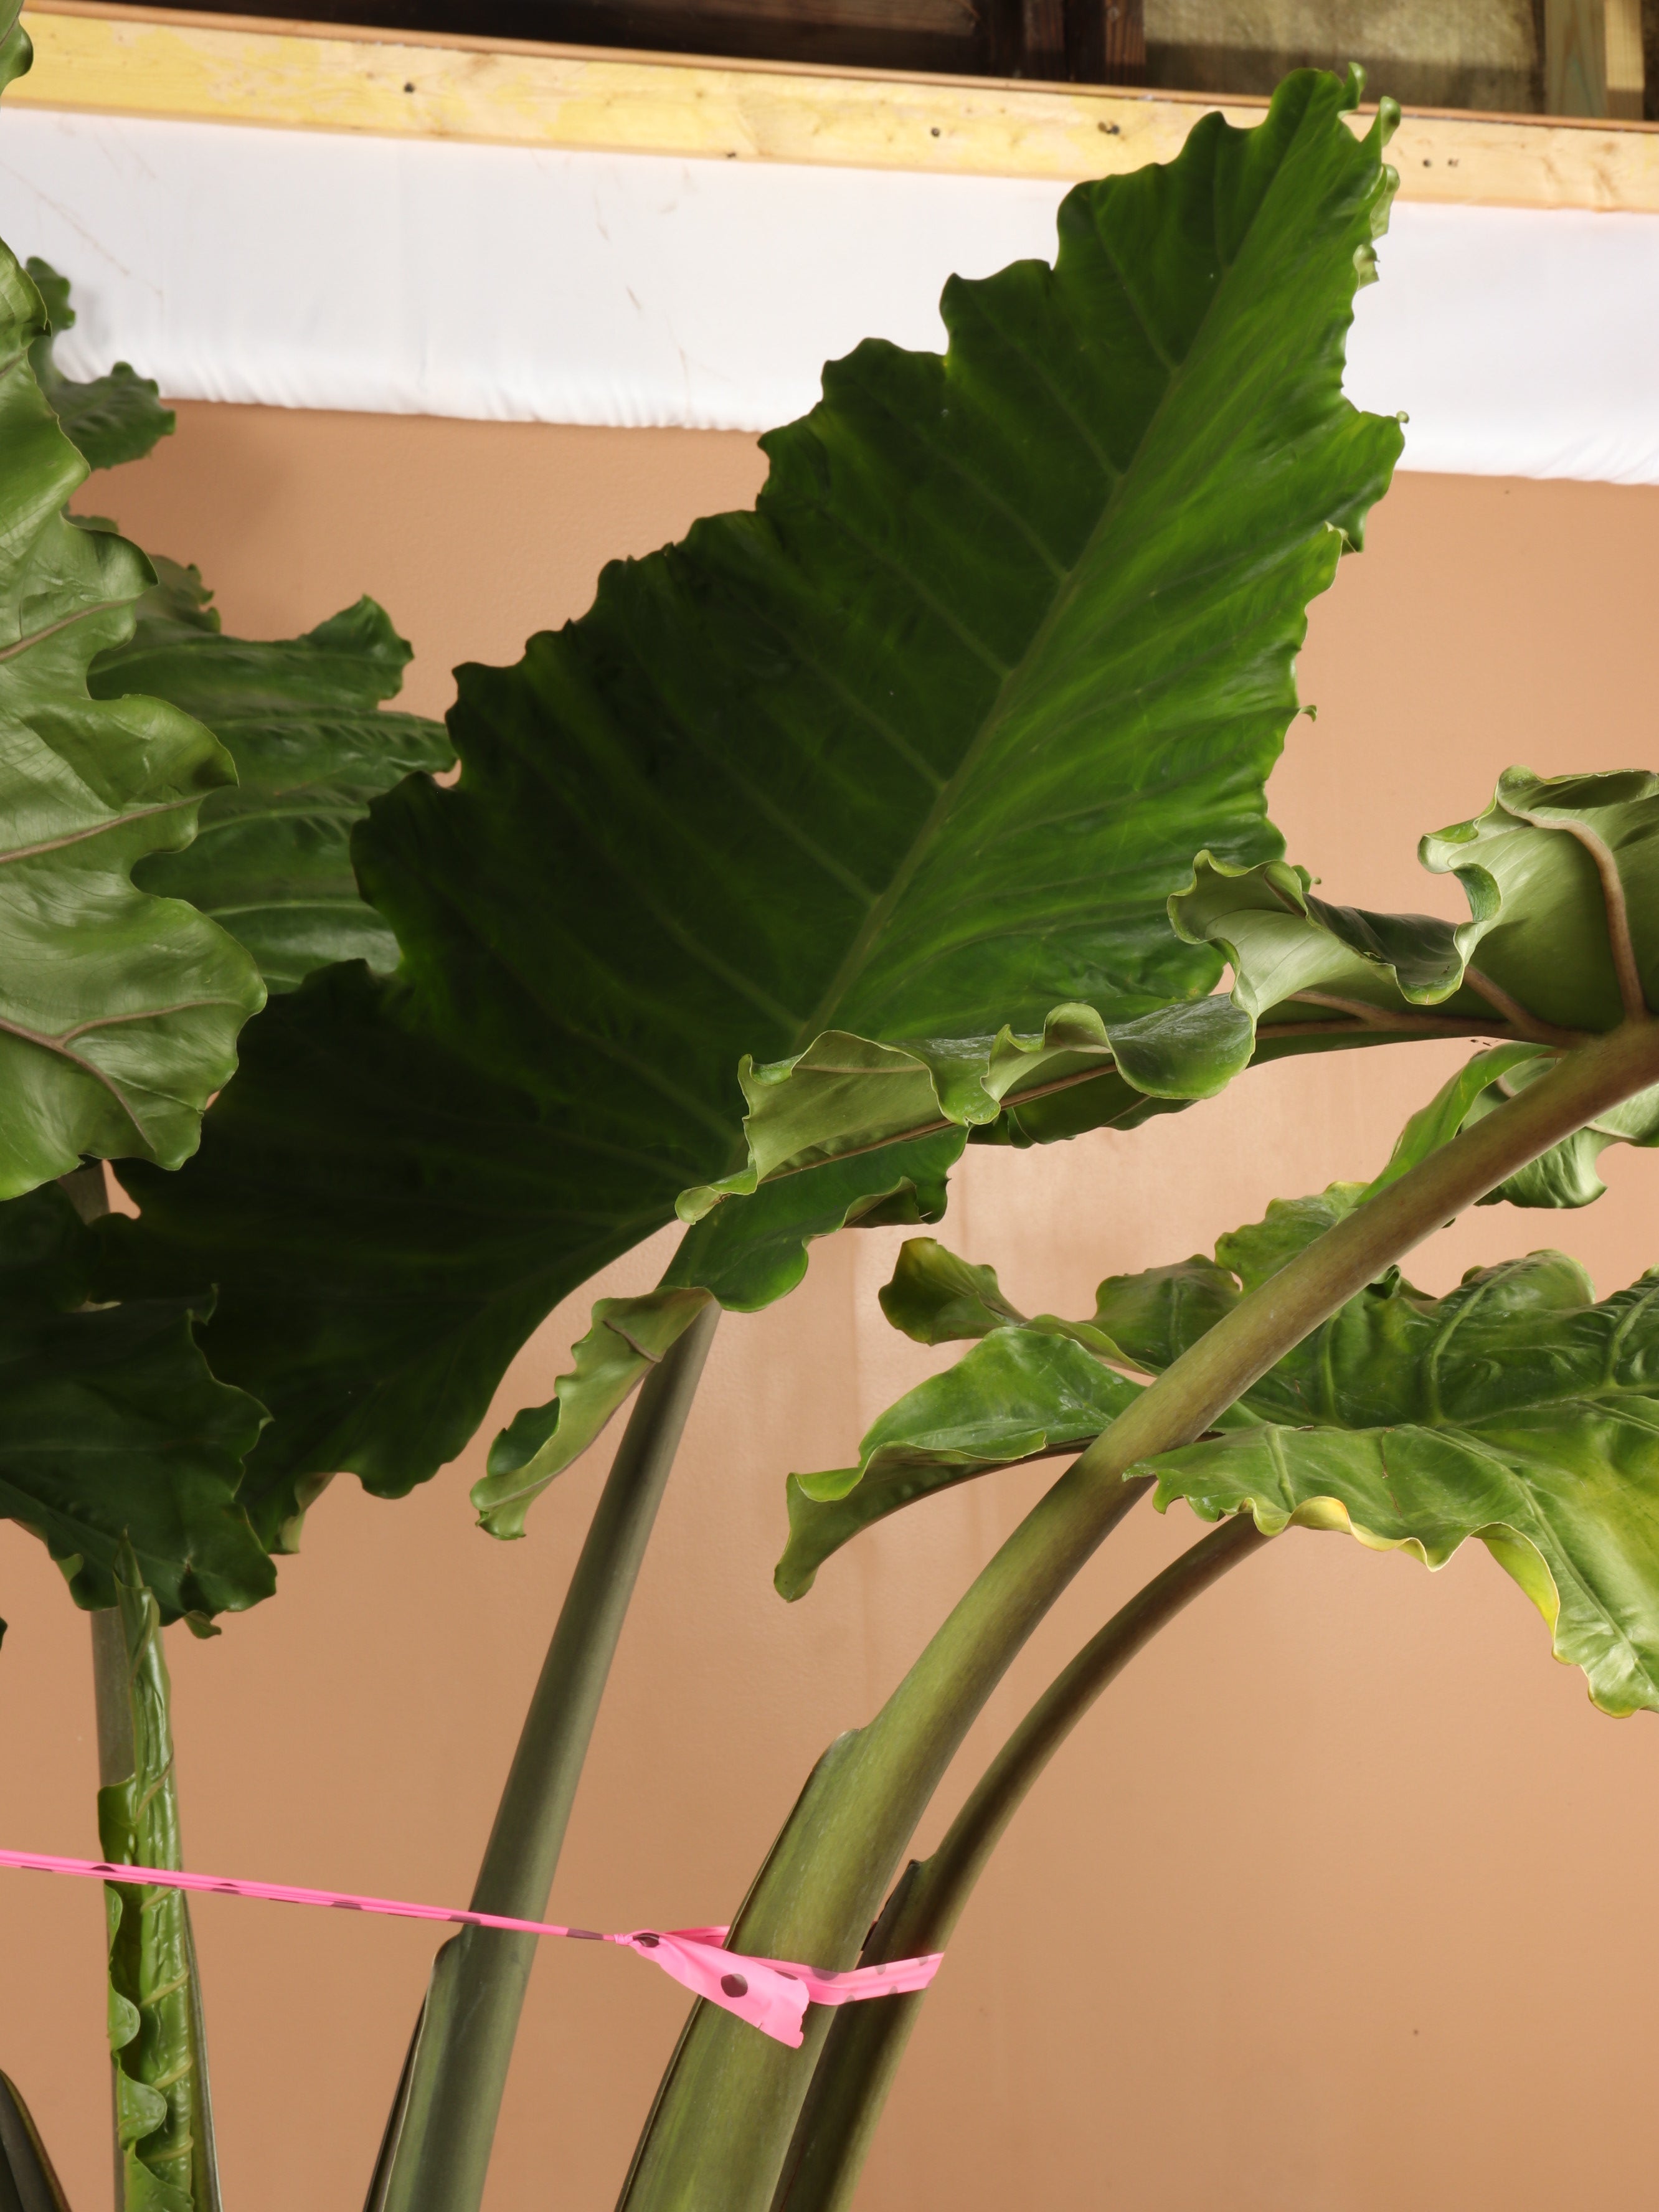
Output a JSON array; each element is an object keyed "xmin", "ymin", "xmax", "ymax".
[
  {"xmin": 1173, "ymin": 765, "xmax": 1659, "ymax": 1074},
  {"xmin": 0, "ymin": 250, "xmax": 265, "ymax": 1196},
  {"xmin": 877, "ymin": 1237, "xmax": 1024, "ymax": 1345}
]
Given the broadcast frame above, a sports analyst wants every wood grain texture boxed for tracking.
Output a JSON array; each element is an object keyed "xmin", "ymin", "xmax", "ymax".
[{"xmin": 12, "ymin": 0, "xmax": 1659, "ymax": 205}]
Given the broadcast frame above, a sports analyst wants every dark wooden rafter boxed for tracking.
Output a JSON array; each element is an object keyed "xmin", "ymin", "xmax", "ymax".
[{"xmin": 111, "ymin": 0, "xmax": 1147, "ymax": 83}]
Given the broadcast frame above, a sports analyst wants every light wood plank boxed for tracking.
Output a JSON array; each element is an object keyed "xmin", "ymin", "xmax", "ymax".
[{"xmin": 11, "ymin": 0, "xmax": 1659, "ymax": 210}]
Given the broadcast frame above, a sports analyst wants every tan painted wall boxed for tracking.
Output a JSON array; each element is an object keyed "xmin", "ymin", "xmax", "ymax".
[{"xmin": 6, "ymin": 407, "xmax": 1659, "ymax": 2212}]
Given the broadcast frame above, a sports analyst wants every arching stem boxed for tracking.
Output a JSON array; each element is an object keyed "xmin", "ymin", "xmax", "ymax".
[
  {"xmin": 773, "ymin": 1515, "xmax": 1269, "ymax": 2212},
  {"xmin": 620, "ymin": 1015, "xmax": 1659, "ymax": 2212},
  {"xmin": 369, "ymin": 1303, "xmax": 719, "ymax": 2212}
]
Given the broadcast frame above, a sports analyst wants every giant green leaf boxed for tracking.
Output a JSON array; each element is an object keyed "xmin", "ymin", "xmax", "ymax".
[
  {"xmin": 0, "ymin": 1183, "xmax": 271, "ymax": 1620},
  {"xmin": 106, "ymin": 71, "xmax": 1405, "ymax": 1511},
  {"xmin": 25, "ymin": 259, "xmax": 174, "ymax": 474},
  {"xmin": 92, "ymin": 556, "xmax": 453, "ymax": 990},
  {"xmin": 0, "ymin": 248, "xmax": 264, "ymax": 1197}
]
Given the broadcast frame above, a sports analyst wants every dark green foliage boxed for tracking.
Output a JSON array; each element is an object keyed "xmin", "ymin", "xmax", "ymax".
[
  {"xmin": 25, "ymin": 260, "xmax": 174, "ymax": 473},
  {"xmin": 0, "ymin": 249, "xmax": 263, "ymax": 1198},
  {"xmin": 0, "ymin": 1186, "xmax": 270, "ymax": 1620},
  {"xmin": 94, "ymin": 556, "xmax": 453, "ymax": 991},
  {"xmin": 108, "ymin": 68, "xmax": 1404, "ymax": 1515}
]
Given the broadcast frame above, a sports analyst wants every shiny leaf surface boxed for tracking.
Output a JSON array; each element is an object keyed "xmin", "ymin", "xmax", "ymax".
[
  {"xmin": 777, "ymin": 1318, "xmax": 1139, "ymax": 1599},
  {"xmin": 808, "ymin": 1183, "xmax": 1659, "ymax": 1714},
  {"xmin": 94, "ymin": 557, "xmax": 452, "ymax": 990},
  {"xmin": 110, "ymin": 72, "xmax": 1402, "ymax": 1505},
  {"xmin": 1151, "ymin": 1244, "xmax": 1659, "ymax": 1717},
  {"xmin": 0, "ymin": 250, "xmax": 264, "ymax": 1197},
  {"xmin": 476, "ymin": 1128, "xmax": 962, "ymax": 1536}
]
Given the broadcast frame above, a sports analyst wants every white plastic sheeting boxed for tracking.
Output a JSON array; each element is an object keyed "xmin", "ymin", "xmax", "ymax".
[{"xmin": 1, "ymin": 101, "xmax": 1657, "ymax": 481}]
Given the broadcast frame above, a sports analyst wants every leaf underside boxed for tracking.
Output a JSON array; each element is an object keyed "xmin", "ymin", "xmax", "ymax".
[{"xmin": 106, "ymin": 70, "xmax": 1402, "ymax": 1523}]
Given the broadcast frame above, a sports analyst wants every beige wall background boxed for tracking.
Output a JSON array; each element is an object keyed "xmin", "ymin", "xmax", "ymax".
[{"xmin": 4, "ymin": 408, "xmax": 1659, "ymax": 2211}]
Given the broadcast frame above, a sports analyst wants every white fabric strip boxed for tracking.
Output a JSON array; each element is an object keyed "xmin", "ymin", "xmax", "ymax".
[{"xmin": 1, "ymin": 103, "xmax": 1657, "ymax": 483}]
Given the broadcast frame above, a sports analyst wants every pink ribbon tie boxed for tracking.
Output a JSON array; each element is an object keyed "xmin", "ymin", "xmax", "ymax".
[{"xmin": 0, "ymin": 1848, "xmax": 942, "ymax": 2047}]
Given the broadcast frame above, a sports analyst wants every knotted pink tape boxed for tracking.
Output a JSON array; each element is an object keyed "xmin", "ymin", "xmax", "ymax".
[{"xmin": 0, "ymin": 1848, "xmax": 941, "ymax": 2047}]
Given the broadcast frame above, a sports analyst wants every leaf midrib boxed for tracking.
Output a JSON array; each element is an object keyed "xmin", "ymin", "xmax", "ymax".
[{"xmin": 790, "ymin": 120, "xmax": 1302, "ymax": 1056}]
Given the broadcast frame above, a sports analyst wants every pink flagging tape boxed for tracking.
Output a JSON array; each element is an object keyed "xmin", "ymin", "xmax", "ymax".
[{"xmin": 0, "ymin": 1848, "xmax": 942, "ymax": 2048}]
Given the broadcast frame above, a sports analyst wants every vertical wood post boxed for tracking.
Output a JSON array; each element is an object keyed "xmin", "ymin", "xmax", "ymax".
[
  {"xmin": 1097, "ymin": 0, "xmax": 1145, "ymax": 82},
  {"xmin": 1606, "ymin": 0, "xmax": 1645, "ymax": 115},
  {"xmin": 1021, "ymin": 0, "xmax": 1066, "ymax": 79},
  {"xmin": 1546, "ymin": 0, "xmax": 1608, "ymax": 113},
  {"xmin": 1001, "ymin": 0, "xmax": 1143, "ymax": 83}
]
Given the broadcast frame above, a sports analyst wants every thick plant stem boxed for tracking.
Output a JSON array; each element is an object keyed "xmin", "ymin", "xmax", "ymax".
[
  {"xmin": 371, "ymin": 1303, "xmax": 719, "ymax": 2212},
  {"xmin": 621, "ymin": 1016, "xmax": 1659, "ymax": 2212},
  {"xmin": 74, "ymin": 1164, "xmax": 221, "ymax": 2212},
  {"xmin": 97, "ymin": 1551, "xmax": 222, "ymax": 2212},
  {"xmin": 774, "ymin": 1515, "xmax": 1269, "ymax": 2212},
  {"xmin": 0, "ymin": 2071, "xmax": 75, "ymax": 2212},
  {"xmin": 89, "ymin": 1607, "xmax": 131, "ymax": 2212}
]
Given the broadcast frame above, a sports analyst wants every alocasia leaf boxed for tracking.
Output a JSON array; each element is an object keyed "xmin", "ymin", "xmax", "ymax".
[
  {"xmin": 1364, "ymin": 1043, "xmax": 1551, "ymax": 1194},
  {"xmin": 0, "ymin": 250, "xmax": 265, "ymax": 1198},
  {"xmin": 474, "ymin": 1127, "xmax": 963, "ymax": 1538},
  {"xmin": 777, "ymin": 1318, "xmax": 1140, "ymax": 1599},
  {"xmin": 0, "ymin": 1183, "xmax": 271, "ymax": 1620},
  {"xmin": 775, "ymin": 1203, "xmax": 1292, "ymax": 1594},
  {"xmin": 1148, "ymin": 1239, "xmax": 1659, "ymax": 1718},
  {"xmin": 1171, "ymin": 768, "xmax": 1659, "ymax": 1208},
  {"xmin": 1368, "ymin": 1042, "xmax": 1659, "ymax": 1210},
  {"xmin": 106, "ymin": 71, "xmax": 1406, "ymax": 1517},
  {"xmin": 1174, "ymin": 765, "xmax": 1659, "ymax": 1051},
  {"xmin": 876, "ymin": 1236, "xmax": 1025, "ymax": 1345},
  {"xmin": 91, "ymin": 556, "xmax": 453, "ymax": 991},
  {"xmin": 799, "ymin": 1185, "xmax": 1659, "ymax": 1716},
  {"xmin": 24, "ymin": 259, "xmax": 174, "ymax": 473},
  {"xmin": 0, "ymin": 0, "xmax": 29, "ymax": 93}
]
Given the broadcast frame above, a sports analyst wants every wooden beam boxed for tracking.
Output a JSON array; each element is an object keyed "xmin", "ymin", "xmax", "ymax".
[{"xmin": 12, "ymin": 1, "xmax": 1659, "ymax": 210}]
